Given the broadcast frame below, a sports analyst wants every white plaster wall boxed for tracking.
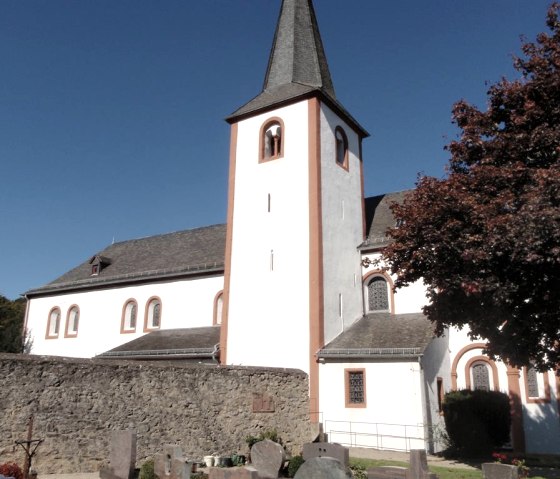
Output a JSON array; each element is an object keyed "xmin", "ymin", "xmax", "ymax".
[
  {"xmin": 320, "ymin": 105, "xmax": 364, "ymax": 344},
  {"xmin": 318, "ymin": 361, "xmax": 427, "ymax": 450},
  {"xmin": 226, "ymin": 102, "xmax": 311, "ymax": 372},
  {"xmin": 360, "ymin": 252, "xmax": 427, "ymax": 314},
  {"xmin": 26, "ymin": 274, "xmax": 223, "ymax": 358}
]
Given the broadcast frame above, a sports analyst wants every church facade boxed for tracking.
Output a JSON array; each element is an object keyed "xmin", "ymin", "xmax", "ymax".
[{"xmin": 23, "ymin": 0, "xmax": 560, "ymax": 455}]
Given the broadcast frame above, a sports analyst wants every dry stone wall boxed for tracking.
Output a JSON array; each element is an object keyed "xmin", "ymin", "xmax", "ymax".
[{"xmin": 0, "ymin": 354, "xmax": 315, "ymax": 474}]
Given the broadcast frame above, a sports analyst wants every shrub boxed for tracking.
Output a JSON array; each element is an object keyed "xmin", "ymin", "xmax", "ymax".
[
  {"xmin": 287, "ymin": 455, "xmax": 305, "ymax": 478},
  {"xmin": 0, "ymin": 463, "xmax": 23, "ymax": 479},
  {"xmin": 443, "ymin": 389, "xmax": 511, "ymax": 457},
  {"xmin": 139, "ymin": 459, "xmax": 156, "ymax": 479},
  {"xmin": 245, "ymin": 429, "xmax": 283, "ymax": 449}
]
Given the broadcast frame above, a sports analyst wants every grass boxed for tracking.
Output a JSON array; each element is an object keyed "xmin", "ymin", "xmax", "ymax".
[{"xmin": 349, "ymin": 458, "xmax": 551, "ymax": 479}]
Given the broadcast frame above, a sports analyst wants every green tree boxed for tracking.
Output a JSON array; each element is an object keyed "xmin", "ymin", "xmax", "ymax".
[
  {"xmin": 383, "ymin": 3, "xmax": 560, "ymax": 370},
  {"xmin": 0, "ymin": 295, "xmax": 27, "ymax": 353}
]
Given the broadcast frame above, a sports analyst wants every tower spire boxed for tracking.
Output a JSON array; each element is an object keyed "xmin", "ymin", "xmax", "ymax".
[{"xmin": 263, "ymin": 0, "xmax": 335, "ymax": 97}]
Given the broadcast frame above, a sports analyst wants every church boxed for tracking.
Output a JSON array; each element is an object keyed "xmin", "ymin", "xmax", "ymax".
[{"xmin": 23, "ymin": 0, "xmax": 560, "ymax": 455}]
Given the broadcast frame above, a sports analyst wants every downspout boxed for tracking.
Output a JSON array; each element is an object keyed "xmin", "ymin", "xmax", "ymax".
[{"xmin": 211, "ymin": 343, "xmax": 220, "ymax": 364}]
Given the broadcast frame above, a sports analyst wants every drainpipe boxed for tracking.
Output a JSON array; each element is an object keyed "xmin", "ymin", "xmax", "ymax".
[{"xmin": 211, "ymin": 343, "xmax": 220, "ymax": 364}]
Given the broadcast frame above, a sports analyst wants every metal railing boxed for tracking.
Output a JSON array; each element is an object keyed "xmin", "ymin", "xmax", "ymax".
[{"xmin": 323, "ymin": 419, "xmax": 428, "ymax": 452}]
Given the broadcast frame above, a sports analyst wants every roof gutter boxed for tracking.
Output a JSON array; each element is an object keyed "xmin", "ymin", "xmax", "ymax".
[
  {"xmin": 96, "ymin": 347, "xmax": 217, "ymax": 361},
  {"xmin": 317, "ymin": 347, "xmax": 424, "ymax": 360}
]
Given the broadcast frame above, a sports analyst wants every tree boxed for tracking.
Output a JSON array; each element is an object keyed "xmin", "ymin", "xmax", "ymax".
[
  {"xmin": 0, "ymin": 295, "xmax": 27, "ymax": 353},
  {"xmin": 383, "ymin": 3, "xmax": 560, "ymax": 370}
]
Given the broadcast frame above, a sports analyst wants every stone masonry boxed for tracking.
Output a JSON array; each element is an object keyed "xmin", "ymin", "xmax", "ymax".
[{"xmin": 0, "ymin": 354, "xmax": 315, "ymax": 474}]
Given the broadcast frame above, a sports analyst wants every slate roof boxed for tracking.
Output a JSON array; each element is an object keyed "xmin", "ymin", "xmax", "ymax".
[
  {"xmin": 317, "ymin": 312, "xmax": 435, "ymax": 360},
  {"xmin": 96, "ymin": 326, "xmax": 221, "ymax": 360},
  {"xmin": 361, "ymin": 190, "xmax": 412, "ymax": 250},
  {"xmin": 226, "ymin": 0, "xmax": 368, "ymax": 137},
  {"xmin": 26, "ymin": 224, "xmax": 226, "ymax": 296}
]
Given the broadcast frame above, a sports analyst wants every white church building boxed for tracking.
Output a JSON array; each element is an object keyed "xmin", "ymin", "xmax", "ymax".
[{"xmin": 23, "ymin": 0, "xmax": 560, "ymax": 455}]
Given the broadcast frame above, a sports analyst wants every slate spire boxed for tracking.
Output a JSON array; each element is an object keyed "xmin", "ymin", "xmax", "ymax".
[{"xmin": 263, "ymin": 0, "xmax": 335, "ymax": 98}]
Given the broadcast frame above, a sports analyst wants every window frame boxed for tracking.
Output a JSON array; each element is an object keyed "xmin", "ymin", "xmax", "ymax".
[
  {"xmin": 64, "ymin": 305, "xmax": 80, "ymax": 338},
  {"xmin": 259, "ymin": 117, "xmax": 285, "ymax": 162},
  {"xmin": 464, "ymin": 356, "xmax": 500, "ymax": 391},
  {"xmin": 523, "ymin": 366, "xmax": 551, "ymax": 403},
  {"xmin": 345, "ymin": 368, "xmax": 367, "ymax": 408},
  {"xmin": 46, "ymin": 307, "xmax": 61, "ymax": 339},
  {"xmin": 144, "ymin": 297, "xmax": 162, "ymax": 332},
  {"xmin": 213, "ymin": 291, "xmax": 224, "ymax": 326},
  {"xmin": 121, "ymin": 299, "xmax": 138, "ymax": 334},
  {"xmin": 334, "ymin": 126, "xmax": 349, "ymax": 171},
  {"xmin": 363, "ymin": 271, "xmax": 394, "ymax": 314}
]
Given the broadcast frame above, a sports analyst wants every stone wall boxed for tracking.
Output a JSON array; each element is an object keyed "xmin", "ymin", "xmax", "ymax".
[{"xmin": 0, "ymin": 354, "xmax": 315, "ymax": 474}]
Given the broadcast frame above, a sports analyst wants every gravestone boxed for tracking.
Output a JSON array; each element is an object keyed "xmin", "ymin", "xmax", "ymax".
[
  {"xmin": 294, "ymin": 457, "xmax": 352, "ymax": 479},
  {"xmin": 482, "ymin": 463, "xmax": 519, "ymax": 479},
  {"xmin": 406, "ymin": 450, "xmax": 437, "ymax": 479},
  {"xmin": 250, "ymin": 439, "xmax": 285, "ymax": 479},
  {"xmin": 100, "ymin": 430, "xmax": 137, "ymax": 479},
  {"xmin": 302, "ymin": 442, "xmax": 349, "ymax": 468},
  {"xmin": 154, "ymin": 444, "xmax": 192, "ymax": 479}
]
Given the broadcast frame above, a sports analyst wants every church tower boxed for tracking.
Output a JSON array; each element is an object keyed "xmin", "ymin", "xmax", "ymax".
[{"xmin": 220, "ymin": 0, "xmax": 368, "ymax": 418}]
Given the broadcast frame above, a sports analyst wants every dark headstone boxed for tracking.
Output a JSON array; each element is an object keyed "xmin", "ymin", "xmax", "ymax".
[
  {"xmin": 302, "ymin": 442, "xmax": 349, "ymax": 468},
  {"xmin": 251, "ymin": 439, "xmax": 285, "ymax": 479},
  {"xmin": 294, "ymin": 457, "xmax": 352, "ymax": 479},
  {"xmin": 482, "ymin": 463, "xmax": 519, "ymax": 479},
  {"xmin": 406, "ymin": 450, "xmax": 437, "ymax": 479}
]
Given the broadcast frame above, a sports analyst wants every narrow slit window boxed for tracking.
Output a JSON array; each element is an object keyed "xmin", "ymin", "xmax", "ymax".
[{"xmin": 335, "ymin": 127, "xmax": 348, "ymax": 169}]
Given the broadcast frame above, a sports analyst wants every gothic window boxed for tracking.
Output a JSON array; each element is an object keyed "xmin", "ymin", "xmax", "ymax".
[
  {"xmin": 214, "ymin": 291, "xmax": 223, "ymax": 326},
  {"xmin": 367, "ymin": 276, "xmax": 389, "ymax": 312},
  {"xmin": 345, "ymin": 369, "xmax": 366, "ymax": 407},
  {"xmin": 65, "ymin": 306, "xmax": 80, "ymax": 337},
  {"xmin": 46, "ymin": 307, "xmax": 61, "ymax": 339},
  {"xmin": 472, "ymin": 362, "xmax": 490, "ymax": 391},
  {"xmin": 335, "ymin": 126, "xmax": 348, "ymax": 169},
  {"xmin": 145, "ymin": 297, "xmax": 162, "ymax": 331},
  {"xmin": 259, "ymin": 118, "xmax": 284, "ymax": 161},
  {"xmin": 121, "ymin": 300, "xmax": 138, "ymax": 333}
]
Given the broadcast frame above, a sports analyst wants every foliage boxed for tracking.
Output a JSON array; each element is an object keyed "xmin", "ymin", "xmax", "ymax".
[
  {"xmin": 287, "ymin": 455, "xmax": 305, "ymax": 478},
  {"xmin": 382, "ymin": 3, "xmax": 560, "ymax": 370},
  {"xmin": 0, "ymin": 462, "xmax": 24, "ymax": 479},
  {"xmin": 245, "ymin": 429, "xmax": 282, "ymax": 449},
  {"xmin": 349, "ymin": 463, "xmax": 367, "ymax": 479},
  {"xmin": 443, "ymin": 390, "xmax": 511, "ymax": 457},
  {"xmin": 0, "ymin": 295, "xmax": 27, "ymax": 353},
  {"xmin": 139, "ymin": 459, "xmax": 156, "ymax": 479}
]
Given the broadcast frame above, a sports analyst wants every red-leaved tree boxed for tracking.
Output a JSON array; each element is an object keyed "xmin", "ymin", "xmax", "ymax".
[{"xmin": 383, "ymin": 3, "xmax": 560, "ymax": 370}]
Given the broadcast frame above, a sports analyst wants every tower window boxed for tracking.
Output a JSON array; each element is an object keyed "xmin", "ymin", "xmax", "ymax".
[
  {"xmin": 65, "ymin": 305, "xmax": 80, "ymax": 337},
  {"xmin": 335, "ymin": 126, "xmax": 348, "ymax": 170},
  {"xmin": 259, "ymin": 118, "xmax": 284, "ymax": 161},
  {"xmin": 144, "ymin": 297, "xmax": 162, "ymax": 331}
]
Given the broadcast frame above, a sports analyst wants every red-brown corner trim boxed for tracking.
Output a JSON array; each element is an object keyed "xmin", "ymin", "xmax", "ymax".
[
  {"xmin": 507, "ymin": 366, "xmax": 526, "ymax": 453},
  {"xmin": 450, "ymin": 342, "xmax": 486, "ymax": 390},
  {"xmin": 220, "ymin": 122, "xmax": 238, "ymax": 364},
  {"xmin": 308, "ymin": 97, "xmax": 324, "ymax": 423}
]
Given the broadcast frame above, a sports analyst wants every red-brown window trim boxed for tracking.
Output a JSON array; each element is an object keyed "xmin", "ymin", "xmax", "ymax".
[
  {"xmin": 64, "ymin": 305, "xmax": 80, "ymax": 338},
  {"xmin": 362, "ymin": 270, "xmax": 395, "ymax": 314},
  {"xmin": 345, "ymin": 368, "xmax": 367, "ymax": 408},
  {"xmin": 523, "ymin": 366, "xmax": 551, "ymax": 404},
  {"xmin": 213, "ymin": 290, "xmax": 224, "ymax": 326},
  {"xmin": 144, "ymin": 296, "xmax": 162, "ymax": 332},
  {"xmin": 437, "ymin": 377, "xmax": 444, "ymax": 414},
  {"xmin": 46, "ymin": 307, "xmax": 61, "ymax": 339},
  {"xmin": 465, "ymin": 356, "xmax": 500, "ymax": 391},
  {"xmin": 121, "ymin": 299, "xmax": 138, "ymax": 334},
  {"xmin": 259, "ymin": 117, "xmax": 285, "ymax": 162}
]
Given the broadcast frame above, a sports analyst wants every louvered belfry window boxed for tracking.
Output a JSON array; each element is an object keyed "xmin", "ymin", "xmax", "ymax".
[
  {"xmin": 472, "ymin": 362, "xmax": 490, "ymax": 391},
  {"xmin": 368, "ymin": 276, "xmax": 389, "ymax": 311},
  {"xmin": 348, "ymin": 371, "xmax": 365, "ymax": 404}
]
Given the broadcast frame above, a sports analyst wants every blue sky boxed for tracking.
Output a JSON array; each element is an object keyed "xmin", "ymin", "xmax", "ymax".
[{"xmin": 0, "ymin": 0, "xmax": 553, "ymax": 299}]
